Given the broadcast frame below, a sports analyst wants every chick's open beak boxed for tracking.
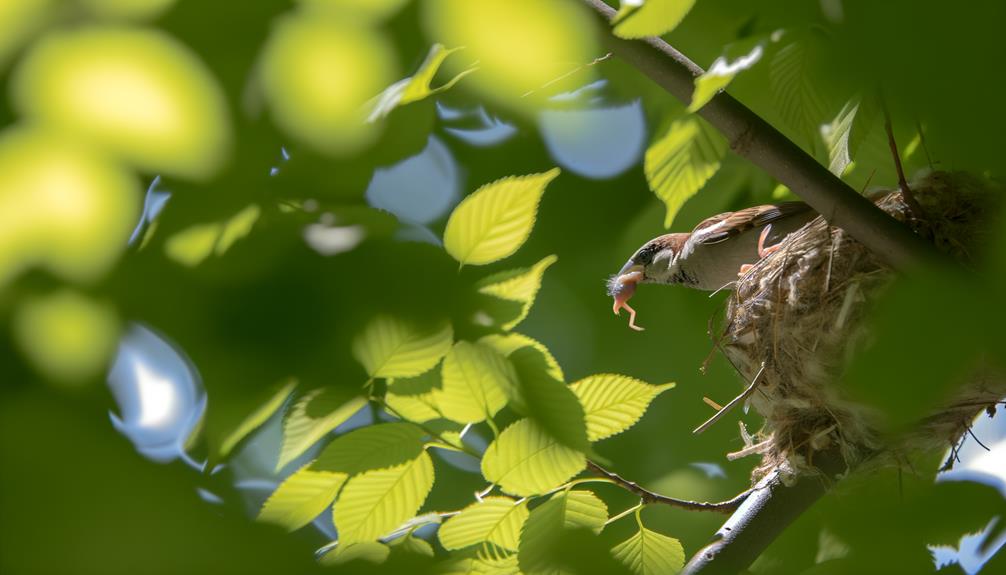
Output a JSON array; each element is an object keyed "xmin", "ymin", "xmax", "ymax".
[{"xmin": 611, "ymin": 262, "xmax": 645, "ymax": 331}]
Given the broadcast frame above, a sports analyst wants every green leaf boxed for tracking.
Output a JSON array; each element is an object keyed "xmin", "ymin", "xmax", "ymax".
[
  {"xmin": 319, "ymin": 541, "xmax": 391, "ymax": 566},
  {"xmin": 821, "ymin": 98, "xmax": 859, "ymax": 176},
  {"xmin": 368, "ymin": 44, "xmax": 477, "ymax": 121},
  {"xmin": 314, "ymin": 422, "xmax": 427, "ymax": 474},
  {"xmin": 215, "ymin": 204, "xmax": 261, "ymax": 255},
  {"xmin": 163, "ymin": 204, "xmax": 261, "ymax": 266},
  {"xmin": 444, "ymin": 168, "xmax": 560, "ymax": 266},
  {"xmin": 478, "ymin": 333, "xmax": 564, "ymax": 382},
  {"xmin": 518, "ymin": 490, "xmax": 609, "ymax": 574},
  {"xmin": 570, "ymin": 375, "xmax": 674, "ymax": 442},
  {"xmin": 434, "ymin": 341, "xmax": 513, "ymax": 424},
  {"xmin": 441, "ymin": 554, "xmax": 521, "ymax": 575},
  {"xmin": 612, "ymin": 0, "xmax": 696, "ymax": 39},
  {"xmin": 216, "ymin": 377, "xmax": 296, "ymax": 461},
  {"xmin": 508, "ymin": 347, "xmax": 589, "ymax": 452},
  {"xmin": 257, "ymin": 460, "xmax": 347, "ymax": 531},
  {"xmin": 688, "ymin": 42, "xmax": 764, "ymax": 113},
  {"xmin": 645, "ymin": 116, "xmax": 727, "ymax": 228},
  {"xmin": 475, "ymin": 254, "xmax": 558, "ymax": 330},
  {"xmin": 334, "ymin": 451, "xmax": 435, "ymax": 544},
  {"xmin": 770, "ymin": 38, "xmax": 831, "ymax": 151},
  {"xmin": 276, "ymin": 387, "xmax": 367, "ymax": 471},
  {"xmin": 481, "ymin": 418, "xmax": 586, "ymax": 497},
  {"xmin": 611, "ymin": 525, "xmax": 685, "ymax": 575},
  {"xmin": 352, "ymin": 315, "xmax": 454, "ymax": 379},
  {"xmin": 438, "ymin": 496, "xmax": 530, "ymax": 551},
  {"xmin": 386, "ymin": 366, "xmax": 443, "ymax": 423},
  {"xmin": 389, "ymin": 532, "xmax": 436, "ymax": 557}
]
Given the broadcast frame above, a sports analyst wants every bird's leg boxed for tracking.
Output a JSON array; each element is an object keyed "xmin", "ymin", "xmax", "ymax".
[
  {"xmin": 612, "ymin": 271, "xmax": 645, "ymax": 331},
  {"xmin": 614, "ymin": 300, "xmax": 645, "ymax": 331}
]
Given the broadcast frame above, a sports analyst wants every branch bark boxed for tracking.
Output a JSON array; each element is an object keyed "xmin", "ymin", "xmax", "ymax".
[{"xmin": 583, "ymin": 0, "xmax": 940, "ymax": 272}]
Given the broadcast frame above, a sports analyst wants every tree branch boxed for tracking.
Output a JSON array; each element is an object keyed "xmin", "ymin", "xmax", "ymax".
[
  {"xmin": 582, "ymin": 0, "xmax": 941, "ymax": 272},
  {"xmin": 586, "ymin": 461, "xmax": 751, "ymax": 513}
]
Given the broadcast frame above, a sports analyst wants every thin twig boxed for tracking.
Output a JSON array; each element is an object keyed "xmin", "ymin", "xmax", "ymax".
[
  {"xmin": 586, "ymin": 461, "xmax": 752, "ymax": 513},
  {"xmin": 693, "ymin": 362, "xmax": 767, "ymax": 434},
  {"xmin": 967, "ymin": 426, "xmax": 991, "ymax": 451},
  {"xmin": 880, "ymin": 95, "xmax": 924, "ymax": 219}
]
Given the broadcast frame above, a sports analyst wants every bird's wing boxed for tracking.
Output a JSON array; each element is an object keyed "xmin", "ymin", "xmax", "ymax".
[{"xmin": 691, "ymin": 202, "xmax": 812, "ymax": 245}]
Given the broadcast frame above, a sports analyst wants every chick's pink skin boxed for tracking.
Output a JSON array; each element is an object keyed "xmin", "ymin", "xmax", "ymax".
[{"xmin": 611, "ymin": 271, "xmax": 644, "ymax": 331}]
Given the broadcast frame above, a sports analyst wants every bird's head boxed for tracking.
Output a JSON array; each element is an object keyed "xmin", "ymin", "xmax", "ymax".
[{"xmin": 607, "ymin": 233, "xmax": 688, "ymax": 331}]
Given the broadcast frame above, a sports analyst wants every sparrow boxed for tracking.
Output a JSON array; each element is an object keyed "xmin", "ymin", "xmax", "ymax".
[{"xmin": 608, "ymin": 202, "xmax": 816, "ymax": 330}]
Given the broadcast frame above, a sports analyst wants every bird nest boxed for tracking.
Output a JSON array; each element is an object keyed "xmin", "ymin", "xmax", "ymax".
[{"xmin": 718, "ymin": 171, "xmax": 1003, "ymax": 482}]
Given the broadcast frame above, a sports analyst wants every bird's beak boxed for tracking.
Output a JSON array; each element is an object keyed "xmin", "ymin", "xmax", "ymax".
[{"xmin": 617, "ymin": 260, "xmax": 644, "ymax": 278}]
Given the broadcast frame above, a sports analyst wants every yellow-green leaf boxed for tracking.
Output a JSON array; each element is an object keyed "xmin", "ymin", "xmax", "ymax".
[
  {"xmin": 387, "ymin": 366, "xmax": 443, "ymax": 423},
  {"xmin": 217, "ymin": 377, "xmax": 297, "ymax": 461},
  {"xmin": 215, "ymin": 204, "xmax": 261, "ymax": 255},
  {"xmin": 163, "ymin": 204, "xmax": 261, "ymax": 267},
  {"xmin": 276, "ymin": 388, "xmax": 367, "ymax": 471},
  {"xmin": 258, "ymin": 460, "xmax": 346, "ymax": 531},
  {"xmin": 770, "ymin": 37, "xmax": 833, "ymax": 151},
  {"xmin": 475, "ymin": 254, "xmax": 557, "ymax": 330},
  {"xmin": 481, "ymin": 419, "xmax": 585, "ymax": 497},
  {"xmin": 389, "ymin": 532, "xmax": 436, "ymax": 557},
  {"xmin": 319, "ymin": 541, "xmax": 391, "ymax": 566},
  {"xmin": 570, "ymin": 375, "xmax": 674, "ymax": 442},
  {"xmin": 687, "ymin": 43, "xmax": 764, "ymax": 113},
  {"xmin": 352, "ymin": 315, "xmax": 454, "ymax": 379},
  {"xmin": 334, "ymin": 451, "xmax": 435, "ymax": 544},
  {"xmin": 313, "ymin": 422, "xmax": 426, "ymax": 475},
  {"xmin": 441, "ymin": 554, "xmax": 521, "ymax": 575},
  {"xmin": 518, "ymin": 490, "xmax": 608, "ymax": 574},
  {"xmin": 645, "ymin": 116, "xmax": 727, "ymax": 228},
  {"xmin": 438, "ymin": 496, "xmax": 529, "ymax": 551},
  {"xmin": 611, "ymin": 525, "xmax": 685, "ymax": 575},
  {"xmin": 444, "ymin": 169, "xmax": 560, "ymax": 266},
  {"xmin": 434, "ymin": 341, "xmax": 513, "ymax": 424},
  {"xmin": 368, "ymin": 44, "xmax": 477, "ymax": 121},
  {"xmin": 613, "ymin": 0, "xmax": 696, "ymax": 40},
  {"xmin": 478, "ymin": 333, "xmax": 564, "ymax": 382},
  {"xmin": 507, "ymin": 346, "xmax": 589, "ymax": 452}
]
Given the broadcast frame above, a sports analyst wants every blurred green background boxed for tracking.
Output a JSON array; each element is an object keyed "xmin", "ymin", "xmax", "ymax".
[{"xmin": 1, "ymin": 1, "xmax": 1004, "ymax": 573}]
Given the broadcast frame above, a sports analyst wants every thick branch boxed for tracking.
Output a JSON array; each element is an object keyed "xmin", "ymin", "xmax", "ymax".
[
  {"xmin": 583, "ymin": 0, "xmax": 940, "ymax": 271},
  {"xmin": 586, "ymin": 461, "xmax": 750, "ymax": 513}
]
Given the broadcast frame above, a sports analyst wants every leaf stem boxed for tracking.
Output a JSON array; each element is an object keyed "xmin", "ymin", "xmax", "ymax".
[
  {"xmin": 586, "ymin": 461, "xmax": 750, "ymax": 514},
  {"xmin": 605, "ymin": 501, "xmax": 644, "ymax": 526}
]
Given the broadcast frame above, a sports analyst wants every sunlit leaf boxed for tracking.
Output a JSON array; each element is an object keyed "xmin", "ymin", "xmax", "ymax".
[
  {"xmin": 13, "ymin": 27, "xmax": 231, "ymax": 179},
  {"xmin": 613, "ymin": 0, "xmax": 696, "ymax": 39},
  {"xmin": 215, "ymin": 204, "xmax": 261, "ymax": 255},
  {"xmin": 478, "ymin": 333, "xmax": 564, "ymax": 382},
  {"xmin": 352, "ymin": 315, "xmax": 454, "ymax": 379},
  {"xmin": 259, "ymin": 11, "xmax": 396, "ymax": 154},
  {"xmin": 334, "ymin": 451, "xmax": 435, "ymax": 544},
  {"xmin": 12, "ymin": 290, "xmax": 119, "ymax": 385},
  {"xmin": 688, "ymin": 42, "xmax": 765, "ymax": 113},
  {"xmin": 368, "ymin": 44, "xmax": 477, "ymax": 122},
  {"xmin": 481, "ymin": 418, "xmax": 586, "ymax": 496},
  {"xmin": 319, "ymin": 541, "xmax": 391, "ymax": 566},
  {"xmin": 434, "ymin": 341, "xmax": 513, "ymax": 424},
  {"xmin": 163, "ymin": 204, "xmax": 262, "ymax": 267},
  {"xmin": 770, "ymin": 37, "xmax": 831, "ymax": 151},
  {"xmin": 298, "ymin": 0, "xmax": 410, "ymax": 21},
  {"xmin": 441, "ymin": 554, "xmax": 521, "ymax": 575},
  {"xmin": 78, "ymin": 0, "xmax": 177, "ymax": 20},
  {"xmin": 217, "ymin": 377, "xmax": 297, "ymax": 460},
  {"xmin": 0, "ymin": 0, "xmax": 50, "ymax": 71},
  {"xmin": 645, "ymin": 116, "xmax": 727, "ymax": 228},
  {"xmin": 389, "ymin": 532, "xmax": 436, "ymax": 556},
  {"xmin": 257, "ymin": 460, "xmax": 346, "ymax": 532},
  {"xmin": 518, "ymin": 490, "xmax": 608, "ymax": 574},
  {"xmin": 822, "ymin": 98, "xmax": 859, "ymax": 176},
  {"xmin": 438, "ymin": 496, "xmax": 529, "ymax": 551},
  {"xmin": 570, "ymin": 375, "xmax": 674, "ymax": 442},
  {"xmin": 444, "ymin": 168, "xmax": 560, "ymax": 266},
  {"xmin": 313, "ymin": 422, "xmax": 427, "ymax": 474},
  {"xmin": 276, "ymin": 388, "xmax": 367, "ymax": 471},
  {"xmin": 386, "ymin": 366, "xmax": 443, "ymax": 423},
  {"xmin": 475, "ymin": 254, "xmax": 558, "ymax": 330},
  {"xmin": 611, "ymin": 524, "xmax": 685, "ymax": 575}
]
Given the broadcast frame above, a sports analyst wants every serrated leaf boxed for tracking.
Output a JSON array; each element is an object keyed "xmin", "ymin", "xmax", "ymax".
[
  {"xmin": 645, "ymin": 116, "xmax": 727, "ymax": 228},
  {"xmin": 611, "ymin": 525, "xmax": 685, "ymax": 575},
  {"xmin": 353, "ymin": 315, "xmax": 454, "ymax": 379},
  {"xmin": 475, "ymin": 254, "xmax": 558, "ymax": 330},
  {"xmin": 314, "ymin": 422, "xmax": 426, "ymax": 474},
  {"xmin": 387, "ymin": 366, "xmax": 443, "ymax": 423},
  {"xmin": 439, "ymin": 496, "xmax": 530, "ymax": 551},
  {"xmin": 508, "ymin": 346, "xmax": 589, "ymax": 452},
  {"xmin": 216, "ymin": 377, "xmax": 297, "ymax": 461},
  {"xmin": 688, "ymin": 43, "xmax": 764, "ymax": 113},
  {"xmin": 518, "ymin": 491, "xmax": 608, "ymax": 574},
  {"xmin": 320, "ymin": 541, "xmax": 391, "ymax": 566},
  {"xmin": 478, "ymin": 333, "xmax": 564, "ymax": 382},
  {"xmin": 612, "ymin": 0, "xmax": 696, "ymax": 39},
  {"xmin": 277, "ymin": 387, "xmax": 367, "ymax": 471},
  {"xmin": 368, "ymin": 44, "xmax": 477, "ymax": 122},
  {"xmin": 441, "ymin": 554, "xmax": 521, "ymax": 575},
  {"xmin": 434, "ymin": 341, "xmax": 513, "ymax": 424},
  {"xmin": 443, "ymin": 168, "xmax": 560, "ymax": 266},
  {"xmin": 481, "ymin": 418, "xmax": 586, "ymax": 497},
  {"xmin": 821, "ymin": 98, "xmax": 859, "ymax": 177},
  {"xmin": 257, "ymin": 460, "xmax": 346, "ymax": 531},
  {"xmin": 770, "ymin": 38, "xmax": 831, "ymax": 151},
  {"xmin": 389, "ymin": 532, "xmax": 436, "ymax": 557},
  {"xmin": 570, "ymin": 375, "xmax": 674, "ymax": 442},
  {"xmin": 334, "ymin": 451, "xmax": 436, "ymax": 544}
]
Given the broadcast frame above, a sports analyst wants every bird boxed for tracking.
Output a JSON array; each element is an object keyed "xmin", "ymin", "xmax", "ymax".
[{"xmin": 608, "ymin": 201, "xmax": 816, "ymax": 331}]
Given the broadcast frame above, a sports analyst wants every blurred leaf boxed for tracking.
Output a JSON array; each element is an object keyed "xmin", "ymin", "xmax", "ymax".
[
  {"xmin": 688, "ymin": 40, "xmax": 765, "ymax": 113},
  {"xmin": 334, "ymin": 451, "xmax": 435, "ymax": 544},
  {"xmin": 441, "ymin": 554, "xmax": 521, "ymax": 575},
  {"xmin": 215, "ymin": 204, "xmax": 261, "ymax": 255},
  {"xmin": 258, "ymin": 461, "xmax": 346, "ymax": 532},
  {"xmin": 481, "ymin": 418, "xmax": 586, "ymax": 496},
  {"xmin": 478, "ymin": 333, "xmax": 564, "ymax": 382},
  {"xmin": 319, "ymin": 541, "xmax": 391, "ymax": 566},
  {"xmin": 78, "ymin": 0, "xmax": 177, "ymax": 20},
  {"xmin": 610, "ymin": 522, "xmax": 685, "ymax": 575},
  {"xmin": 645, "ymin": 116, "xmax": 727, "ymax": 228},
  {"xmin": 769, "ymin": 36, "xmax": 833, "ymax": 151},
  {"xmin": 387, "ymin": 366, "xmax": 444, "ymax": 423},
  {"xmin": 518, "ymin": 490, "xmax": 608, "ymax": 574},
  {"xmin": 163, "ymin": 203, "xmax": 262, "ymax": 267},
  {"xmin": 216, "ymin": 377, "xmax": 296, "ymax": 461},
  {"xmin": 613, "ymin": 0, "xmax": 696, "ymax": 39},
  {"xmin": 570, "ymin": 375, "xmax": 674, "ymax": 442},
  {"xmin": 508, "ymin": 347, "xmax": 590, "ymax": 452},
  {"xmin": 444, "ymin": 168, "xmax": 560, "ymax": 266},
  {"xmin": 277, "ymin": 388, "xmax": 367, "ymax": 470},
  {"xmin": 821, "ymin": 98, "xmax": 859, "ymax": 176},
  {"xmin": 439, "ymin": 496, "xmax": 529, "ymax": 551},
  {"xmin": 12, "ymin": 290, "xmax": 119, "ymax": 385},
  {"xmin": 298, "ymin": 0, "xmax": 410, "ymax": 21},
  {"xmin": 368, "ymin": 44, "xmax": 477, "ymax": 122},
  {"xmin": 389, "ymin": 532, "xmax": 436, "ymax": 557},
  {"xmin": 13, "ymin": 26, "xmax": 231, "ymax": 179},
  {"xmin": 353, "ymin": 315, "xmax": 454, "ymax": 379},
  {"xmin": 475, "ymin": 254, "xmax": 558, "ymax": 330},
  {"xmin": 313, "ymin": 422, "xmax": 427, "ymax": 474},
  {"xmin": 434, "ymin": 341, "xmax": 513, "ymax": 424},
  {"xmin": 0, "ymin": 0, "xmax": 50, "ymax": 71}
]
